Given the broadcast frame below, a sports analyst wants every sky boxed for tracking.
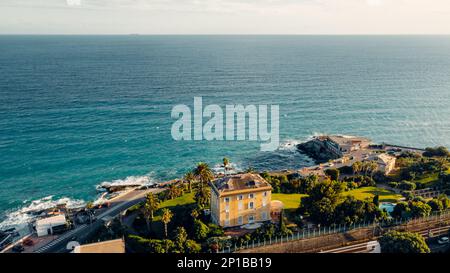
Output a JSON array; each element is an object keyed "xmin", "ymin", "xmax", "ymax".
[{"xmin": 1, "ymin": 0, "xmax": 450, "ymax": 34}]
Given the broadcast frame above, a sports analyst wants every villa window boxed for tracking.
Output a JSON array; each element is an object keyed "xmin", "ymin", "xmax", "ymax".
[
  {"xmin": 262, "ymin": 198, "xmax": 267, "ymax": 207},
  {"xmin": 225, "ymin": 212, "xmax": 230, "ymax": 226},
  {"xmin": 248, "ymin": 215, "xmax": 255, "ymax": 223},
  {"xmin": 249, "ymin": 201, "xmax": 254, "ymax": 209},
  {"xmin": 224, "ymin": 197, "xmax": 230, "ymax": 203},
  {"xmin": 237, "ymin": 195, "xmax": 243, "ymax": 201},
  {"xmin": 263, "ymin": 191, "xmax": 268, "ymax": 197},
  {"xmin": 248, "ymin": 193, "xmax": 254, "ymax": 199},
  {"xmin": 261, "ymin": 212, "xmax": 267, "ymax": 220},
  {"xmin": 238, "ymin": 216, "xmax": 243, "ymax": 225}
]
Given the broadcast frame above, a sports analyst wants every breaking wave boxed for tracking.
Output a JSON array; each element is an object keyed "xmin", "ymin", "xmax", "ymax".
[
  {"xmin": 97, "ymin": 173, "xmax": 157, "ymax": 190},
  {"xmin": 0, "ymin": 196, "xmax": 85, "ymax": 230},
  {"xmin": 1, "ymin": 173, "xmax": 158, "ymax": 230}
]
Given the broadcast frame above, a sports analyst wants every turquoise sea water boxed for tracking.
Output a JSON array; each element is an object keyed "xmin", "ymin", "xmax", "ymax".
[{"xmin": 1, "ymin": 35, "xmax": 450, "ymax": 227}]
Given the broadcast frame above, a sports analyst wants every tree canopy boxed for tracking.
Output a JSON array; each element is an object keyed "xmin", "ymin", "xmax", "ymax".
[{"xmin": 379, "ymin": 231, "xmax": 430, "ymax": 253}]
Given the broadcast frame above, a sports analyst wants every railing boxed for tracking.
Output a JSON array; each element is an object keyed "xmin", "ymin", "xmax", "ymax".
[{"xmin": 219, "ymin": 209, "xmax": 450, "ymax": 253}]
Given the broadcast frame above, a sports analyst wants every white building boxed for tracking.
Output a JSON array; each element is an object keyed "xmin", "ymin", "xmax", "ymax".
[
  {"xmin": 35, "ymin": 214, "xmax": 67, "ymax": 237},
  {"xmin": 368, "ymin": 153, "xmax": 396, "ymax": 175},
  {"xmin": 374, "ymin": 153, "xmax": 396, "ymax": 175}
]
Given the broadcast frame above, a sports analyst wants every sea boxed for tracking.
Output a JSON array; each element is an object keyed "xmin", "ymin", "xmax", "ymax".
[{"xmin": 1, "ymin": 35, "xmax": 450, "ymax": 228}]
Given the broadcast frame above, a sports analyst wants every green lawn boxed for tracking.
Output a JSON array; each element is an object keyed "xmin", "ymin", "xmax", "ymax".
[
  {"xmin": 153, "ymin": 192, "xmax": 196, "ymax": 222},
  {"xmin": 343, "ymin": 187, "xmax": 403, "ymax": 203},
  {"xmin": 271, "ymin": 193, "xmax": 307, "ymax": 223},
  {"xmin": 271, "ymin": 193, "xmax": 306, "ymax": 210},
  {"xmin": 159, "ymin": 192, "xmax": 195, "ymax": 208},
  {"xmin": 133, "ymin": 192, "xmax": 196, "ymax": 238},
  {"xmin": 413, "ymin": 173, "xmax": 440, "ymax": 187},
  {"xmin": 272, "ymin": 187, "xmax": 402, "ymax": 211}
]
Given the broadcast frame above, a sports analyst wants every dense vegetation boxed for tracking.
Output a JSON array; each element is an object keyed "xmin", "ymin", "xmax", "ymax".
[
  {"xmin": 379, "ymin": 231, "xmax": 430, "ymax": 253},
  {"xmin": 298, "ymin": 180, "xmax": 388, "ymax": 225},
  {"xmin": 126, "ymin": 162, "xmax": 225, "ymax": 253},
  {"xmin": 123, "ymin": 146, "xmax": 450, "ymax": 252}
]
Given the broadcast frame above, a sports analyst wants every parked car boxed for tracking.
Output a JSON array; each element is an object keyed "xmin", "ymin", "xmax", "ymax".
[
  {"xmin": 12, "ymin": 244, "xmax": 25, "ymax": 253},
  {"xmin": 438, "ymin": 237, "xmax": 449, "ymax": 245},
  {"xmin": 22, "ymin": 238, "xmax": 34, "ymax": 246}
]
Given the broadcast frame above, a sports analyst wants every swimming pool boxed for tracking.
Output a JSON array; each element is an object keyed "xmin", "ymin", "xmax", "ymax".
[{"xmin": 379, "ymin": 202, "xmax": 396, "ymax": 215}]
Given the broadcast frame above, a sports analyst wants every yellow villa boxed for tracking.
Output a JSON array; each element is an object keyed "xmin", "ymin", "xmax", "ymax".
[{"xmin": 210, "ymin": 173, "xmax": 272, "ymax": 228}]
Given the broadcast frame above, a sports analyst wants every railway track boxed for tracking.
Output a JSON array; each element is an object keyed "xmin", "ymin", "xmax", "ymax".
[{"xmin": 319, "ymin": 225, "xmax": 450, "ymax": 253}]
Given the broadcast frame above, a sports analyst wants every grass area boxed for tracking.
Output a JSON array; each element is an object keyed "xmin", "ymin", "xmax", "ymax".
[
  {"xmin": 271, "ymin": 193, "xmax": 306, "ymax": 210},
  {"xmin": 271, "ymin": 193, "xmax": 307, "ymax": 223},
  {"xmin": 343, "ymin": 187, "xmax": 403, "ymax": 203},
  {"xmin": 153, "ymin": 192, "xmax": 196, "ymax": 222},
  {"xmin": 133, "ymin": 192, "xmax": 196, "ymax": 238},
  {"xmin": 272, "ymin": 187, "xmax": 401, "ymax": 211},
  {"xmin": 413, "ymin": 173, "xmax": 440, "ymax": 187}
]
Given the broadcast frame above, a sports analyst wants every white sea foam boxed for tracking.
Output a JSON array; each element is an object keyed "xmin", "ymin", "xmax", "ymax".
[
  {"xmin": 98, "ymin": 173, "xmax": 156, "ymax": 189},
  {"xmin": 212, "ymin": 161, "xmax": 242, "ymax": 175},
  {"xmin": 94, "ymin": 173, "xmax": 158, "ymax": 205},
  {"xmin": 0, "ymin": 196, "xmax": 85, "ymax": 230},
  {"xmin": 278, "ymin": 139, "xmax": 303, "ymax": 151}
]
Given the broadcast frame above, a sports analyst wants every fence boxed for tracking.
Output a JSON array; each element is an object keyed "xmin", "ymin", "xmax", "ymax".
[{"xmin": 219, "ymin": 209, "xmax": 450, "ymax": 253}]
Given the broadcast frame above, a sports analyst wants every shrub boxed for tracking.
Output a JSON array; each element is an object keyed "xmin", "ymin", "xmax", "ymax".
[
  {"xmin": 423, "ymin": 146, "xmax": 450, "ymax": 157},
  {"xmin": 388, "ymin": 182, "xmax": 399, "ymax": 188},
  {"xmin": 379, "ymin": 231, "xmax": 430, "ymax": 253},
  {"xmin": 193, "ymin": 219, "xmax": 210, "ymax": 240},
  {"xmin": 325, "ymin": 168, "xmax": 340, "ymax": 181},
  {"xmin": 399, "ymin": 181, "xmax": 416, "ymax": 191},
  {"xmin": 427, "ymin": 199, "xmax": 444, "ymax": 212}
]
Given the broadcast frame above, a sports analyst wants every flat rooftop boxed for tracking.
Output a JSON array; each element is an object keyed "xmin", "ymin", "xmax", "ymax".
[
  {"xmin": 36, "ymin": 214, "xmax": 66, "ymax": 226},
  {"xmin": 73, "ymin": 238, "xmax": 125, "ymax": 253},
  {"xmin": 327, "ymin": 135, "xmax": 371, "ymax": 145}
]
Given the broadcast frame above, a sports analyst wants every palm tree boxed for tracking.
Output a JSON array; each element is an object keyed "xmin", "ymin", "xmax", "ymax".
[
  {"xmin": 168, "ymin": 184, "xmax": 181, "ymax": 200},
  {"xmin": 194, "ymin": 186, "xmax": 211, "ymax": 209},
  {"xmin": 184, "ymin": 171, "xmax": 196, "ymax": 193},
  {"xmin": 190, "ymin": 208, "xmax": 199, "ymax": 219},
  {"xmin": 142, "ymin": 193, "xmax": 160, "ymax": 232},
  {"xmin": 368, "ymin": 161, "xmax": 378, "ymax": 177},
  {"xmin": 194, "ymin": 162, "xmax": 214, "ymax": 190},
  {"xmin": 161, "ymin": 208, "xmax": 173, "ymax": 238},
  {"xmin": 174, "ymin": 226, "xmax": 188, "ymax": 251},
  {"xmin": 223, "ymin": 157, "xmax": 230, "ymax": 175},
  {"xmin": 352, "ymin": 161, "xmax": 360, "ymax": 175}
]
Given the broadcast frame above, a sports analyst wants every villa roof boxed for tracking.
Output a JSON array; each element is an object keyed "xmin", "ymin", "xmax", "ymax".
[{"xmin": 212, "ymin": 173, "xmax": 272, "ymax": 194}]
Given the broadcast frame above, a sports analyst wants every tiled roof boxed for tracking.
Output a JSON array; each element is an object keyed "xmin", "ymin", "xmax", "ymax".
[{"xmin": 212, "ymin": 173, "xmax": 272, "ymax": 194}]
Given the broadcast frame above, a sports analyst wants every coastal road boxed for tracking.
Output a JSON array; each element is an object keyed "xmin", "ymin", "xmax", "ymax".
[{"xmin": 34, "ymin": 187, "xmax": 163, "ymax": 253}]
